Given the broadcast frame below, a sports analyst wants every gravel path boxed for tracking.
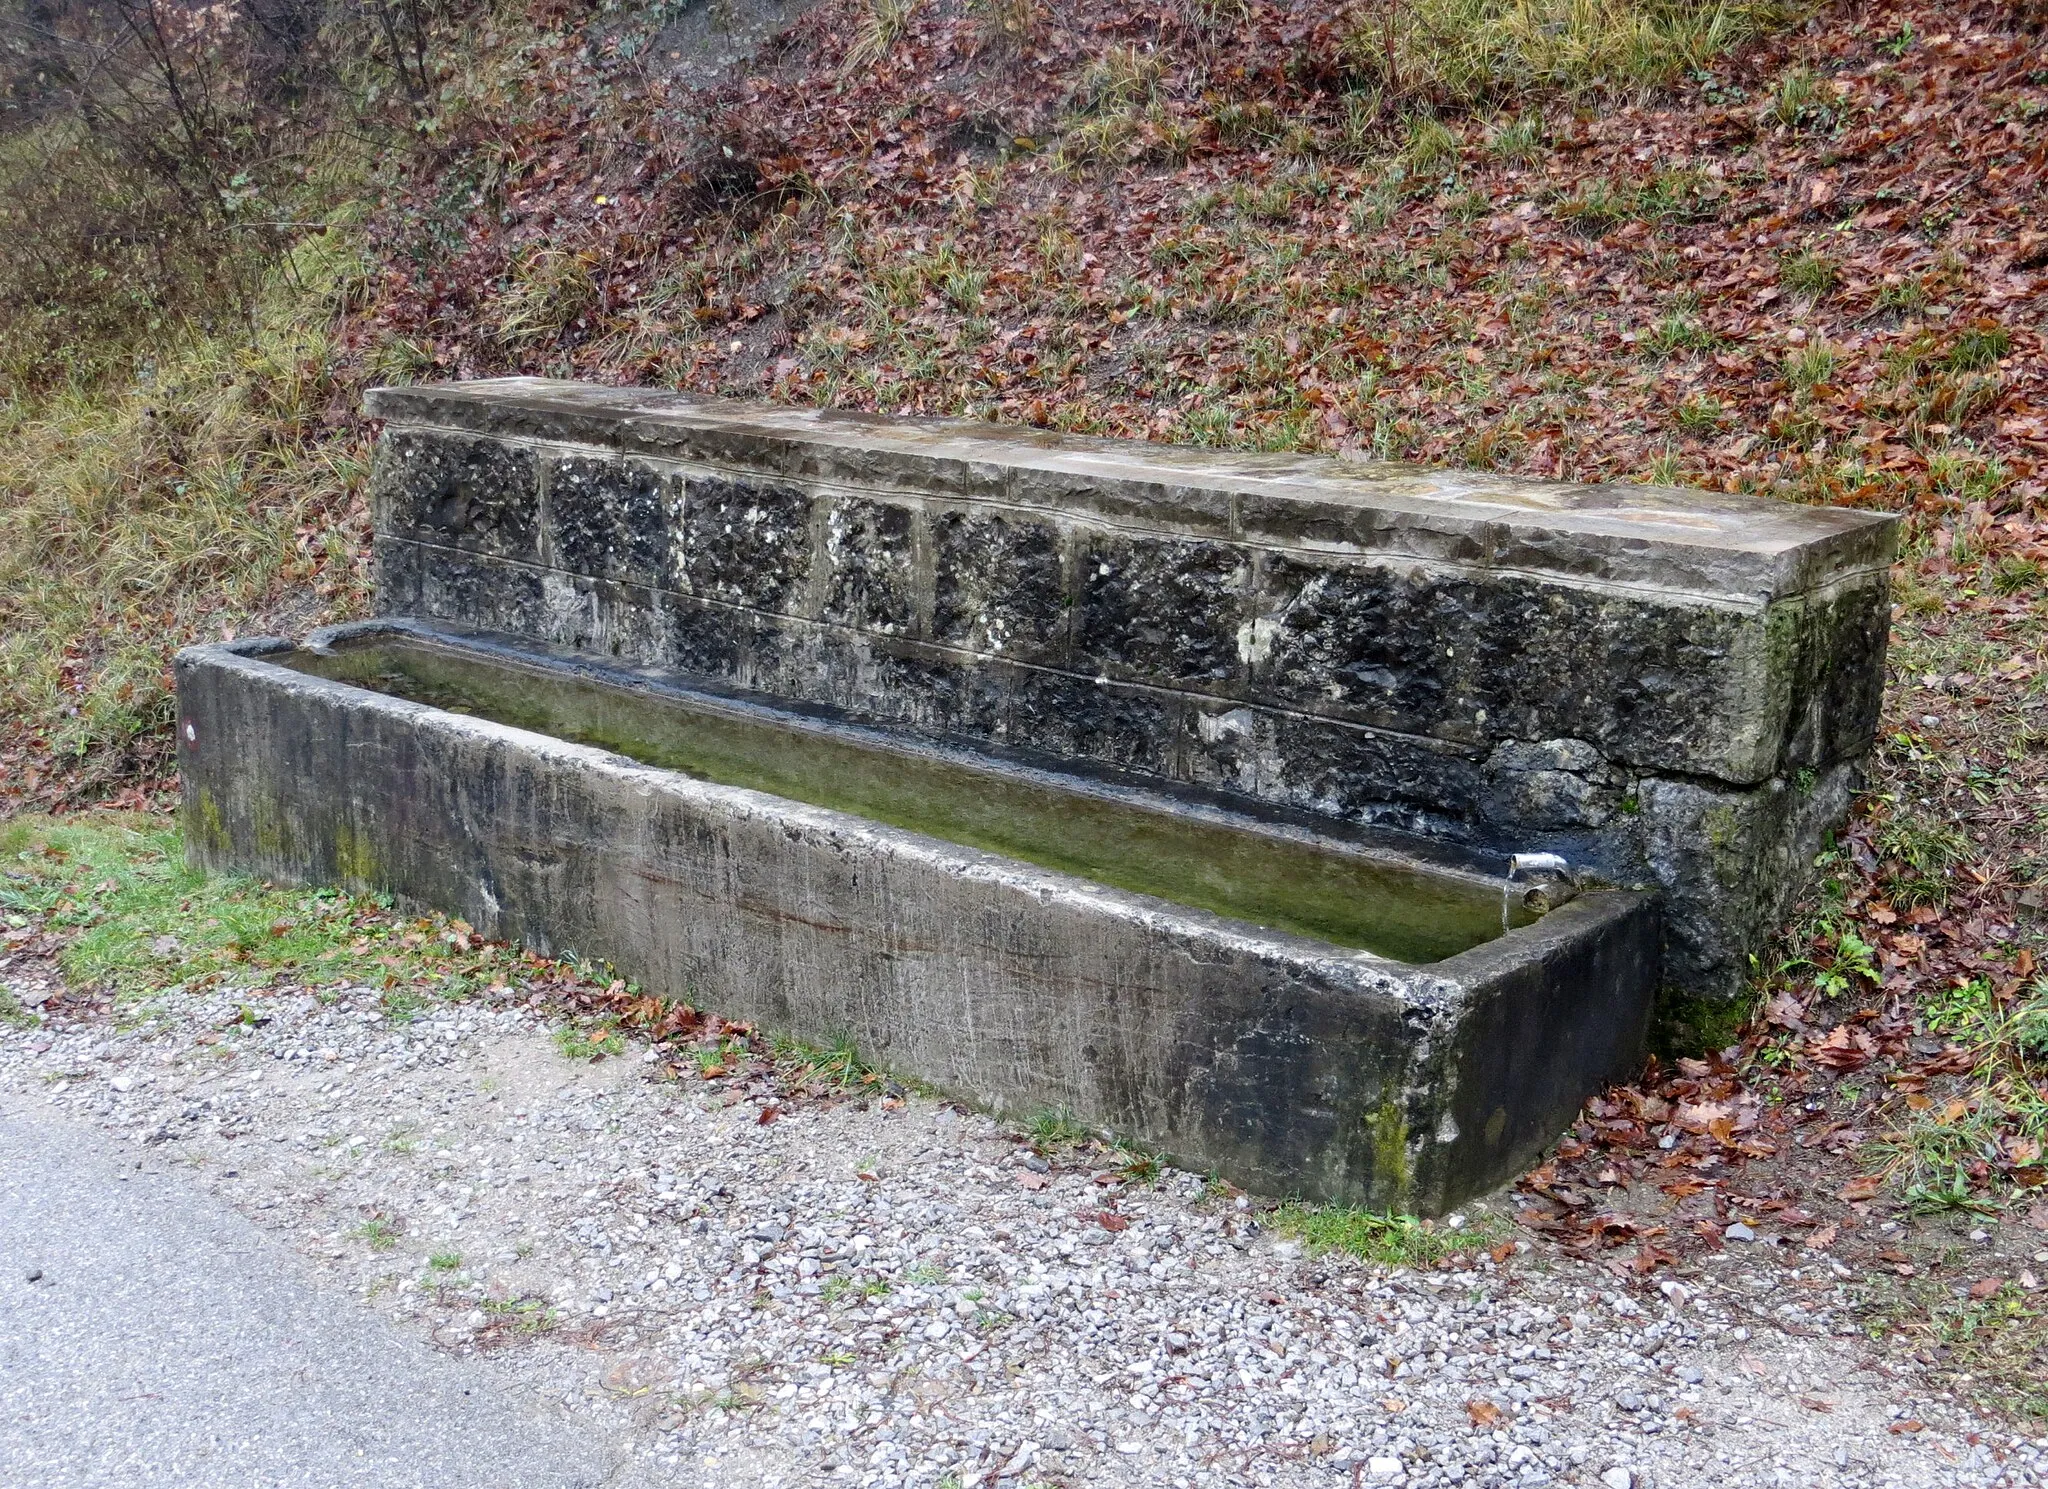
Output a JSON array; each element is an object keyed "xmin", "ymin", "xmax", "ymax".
[
  {"xmin": 2, "ymin": 974, "xmax": 2041, "ymax": 1489},
  {"xmin": 0, "ymin": 1100, "xmax": 618, "ymax": 1488}
]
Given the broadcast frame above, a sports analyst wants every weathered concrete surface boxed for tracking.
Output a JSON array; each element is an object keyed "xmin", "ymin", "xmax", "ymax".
[
  {"xmin": 362, "ymin": 379, "xmax": 1893, "ymax": 1010},
  {"xmin": 175, "ymin": 637, "xmax": 1657, "ymax": 1214}
]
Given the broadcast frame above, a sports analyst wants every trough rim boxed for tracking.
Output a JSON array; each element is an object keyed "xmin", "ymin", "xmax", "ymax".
[{"xmin": 174, "ymin": 629, "xmax": 1651, "ymax": 1008}]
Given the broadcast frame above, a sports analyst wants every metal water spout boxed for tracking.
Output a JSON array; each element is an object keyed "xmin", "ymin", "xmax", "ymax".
[{"xmin": 1504, "ymin": 852, "xmax": 1580, "ymax": 933}]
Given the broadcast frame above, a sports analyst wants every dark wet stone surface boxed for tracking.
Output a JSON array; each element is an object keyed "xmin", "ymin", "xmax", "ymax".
[
  {"xmin": 931, "ymin": 509, "xmax": 1064, "ymax": 658},
  {"xmin": 374, "ymin": 432, "xmax": 539, "ymax": 563},
  {"xmin": 1077, "ymin": 535, "xmax": 1245, "ymax": 686},
  {"xmin": 544, "ymin": 453, "xmax": 669, "ymax": 587},
  {"xmin": 678, "ymin": 475, "xmax": 813, "ymax": 611},
  {"xmin": 822, "ymin": 497, "xmax": 916, "ymax": 635},
  {"xmin": 1254, "ymin": 554, "xmax": 1453, "ymax": 726},
  {"xmin": 415, "ymin": 546, "xmax": 547, "ymax": 638}
]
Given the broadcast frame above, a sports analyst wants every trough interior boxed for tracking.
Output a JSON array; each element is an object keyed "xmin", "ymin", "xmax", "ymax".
[{"xmin": 282, "ymin": 632, "xmax": 1539, "ymax": 965}]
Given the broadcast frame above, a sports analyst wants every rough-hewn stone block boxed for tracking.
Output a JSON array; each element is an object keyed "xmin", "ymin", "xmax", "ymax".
[
  {"xmin": 822, "ymin": 497, "xmax": 918, "ymax": 635},
  {"xmin": 677, "ymin": 475, "xmax": 813, "ymax": 611},
  {"xmin": 543, "ymin": 452, "xmax": 667, "ymax": 587},
  {"xmin": 372, "ymin": 430, "xmax": 539, "ymax": 563}
]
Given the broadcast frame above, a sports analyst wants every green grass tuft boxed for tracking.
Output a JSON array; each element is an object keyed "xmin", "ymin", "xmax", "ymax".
[
  {"xmin": 0, "ymin": 816, "xmax": 505, "ymax": 1006},
  {"xmin": 1023, "ymin": 1107, "xmax": 1095, "ymax": 1151},
  {"xmin": 1781, "ymin": 250, "xmax": 1840, "ymax": 299},
  {"xmin": 1266, "ymin": 1203, "xmax": 1509, "ymax": 1267},
  {"xmin": 1783, "ymin": 340, "xmax": 1839, "ymax": 396},
  {"xmin": 352, "ymin": 1218, "xmax": 400, "ymax": 1251},
  {"xmin": 554, "ymin": 1022, "xmax": 626, "ymax": 1062},
  {"xmin": 774, "ymin": 1033, "xmax": 886, "ymax": 1092},
  {"xmin": 1947, "ymin": 324, "xmax": 2011, "ymax": 373},
  {"xmin": 1675, "ymin": 393, "xmax": 1726, "ymax": 433},
  {"xmin": 1337, "ymin": 0, "xmax": 1796, "ymax": 115},
  {"xmin": 1644, "ymin": 312, "xmax": 1720, "ymax": 358}
]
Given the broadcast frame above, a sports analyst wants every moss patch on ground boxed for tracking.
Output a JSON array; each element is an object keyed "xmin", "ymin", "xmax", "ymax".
[{"xmin": 1267, "ymin": 1200, "xmax": 1512, "ymax": 1269}]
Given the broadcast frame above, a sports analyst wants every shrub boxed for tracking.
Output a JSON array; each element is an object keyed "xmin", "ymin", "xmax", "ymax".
[{"xmin": 0, "ymin": 239, "xmax": 370, "ymax": 796}]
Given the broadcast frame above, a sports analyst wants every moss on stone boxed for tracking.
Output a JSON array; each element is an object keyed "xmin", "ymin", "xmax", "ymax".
[
  {"xmin": 244, "ymin": 790, "xmax": 282, "ymax": 860},
  {"xmin": 333, "ymin": 821, "xmax": 379, "ymax": 890},
  {"xmin": 187, "ymin": 788, "xmax": 229, "ymax": 863},
  {"xmin": 1649, "ymin": 984, "xmax": 1756, "ymax": 1058},
  {"xmin": 1365, "ymin": 1097, "xmax": 1411, "ymax": 1206}
]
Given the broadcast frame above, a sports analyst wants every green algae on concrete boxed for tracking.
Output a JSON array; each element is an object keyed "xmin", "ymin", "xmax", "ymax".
[{"xmin": 285, "ymin": 633, "xmax": 1537, "ymax": 966}]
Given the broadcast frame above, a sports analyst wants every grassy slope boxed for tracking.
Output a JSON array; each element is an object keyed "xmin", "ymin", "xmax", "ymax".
[
  {"xmin": 365, "ymin": 0, "xmax": 2043, "ymax": 510},
  {"xmin": 0, "ymin": 228, "xmax": 375, "ymax": 810}
]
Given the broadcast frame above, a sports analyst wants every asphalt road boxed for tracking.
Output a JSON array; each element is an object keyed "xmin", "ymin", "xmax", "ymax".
[{"xmin": 0, "ymin": 1098, "xmax": 630, "ymax": 1488}]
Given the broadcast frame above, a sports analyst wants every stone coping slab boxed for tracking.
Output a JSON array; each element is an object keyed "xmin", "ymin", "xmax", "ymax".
[{"xmin": 366, "ymin": 378, "xmax": 1893, "ymax": 604}]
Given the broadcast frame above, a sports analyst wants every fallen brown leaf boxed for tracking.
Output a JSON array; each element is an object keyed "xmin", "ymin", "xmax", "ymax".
[
  {"xmin": 1764, "ymin": 991, "xmax": 1807, "ymax": 1029},
  {"xmin": 1673, "ymin": 1101, "xmax": 1732, "ymax": 1132},
  {"xmin": 1810, "ymin": 1024, "xmax": 1877, "ymax": 1071},
  {"xmin": 1632, "ymin": 1243, "xmax": 1678, "ymax": 1274},
  {"xmin": 1465, "ymin": 1399, "xmax": 1502, "ymax": 1428}
]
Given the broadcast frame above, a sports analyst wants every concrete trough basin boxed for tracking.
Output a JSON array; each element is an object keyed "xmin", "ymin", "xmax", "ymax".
[{"xmin": 177, "ymin": 618, "xmax": 1657, "ymax": 1213}]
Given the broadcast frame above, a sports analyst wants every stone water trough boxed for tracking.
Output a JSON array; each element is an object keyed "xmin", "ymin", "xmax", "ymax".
[{"xmin": 175, "ymin": 379, "xmax": 1895, "ymax": 1212}]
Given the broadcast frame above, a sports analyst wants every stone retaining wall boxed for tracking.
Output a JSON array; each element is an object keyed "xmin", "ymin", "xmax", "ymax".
[{"xmin": 365, "ymin": 378, "xmax": 1896, "ymax": 1027}]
